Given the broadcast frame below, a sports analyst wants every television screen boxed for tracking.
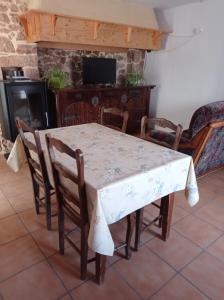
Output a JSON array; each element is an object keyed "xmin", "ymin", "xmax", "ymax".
[{"xmin": 82, "ymin": 57, "xmax": 116, "ymax": 85}]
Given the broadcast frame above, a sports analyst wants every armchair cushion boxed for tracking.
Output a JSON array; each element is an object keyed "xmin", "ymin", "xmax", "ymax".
[{"xmin": 195, "ymin": 127, "xmax": 224, "ymax": 176}]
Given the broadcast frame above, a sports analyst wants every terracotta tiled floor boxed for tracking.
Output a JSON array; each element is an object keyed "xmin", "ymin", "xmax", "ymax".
[{"xmin": 0, "ymin": 155, "xmax": 224, "ymax": 299}]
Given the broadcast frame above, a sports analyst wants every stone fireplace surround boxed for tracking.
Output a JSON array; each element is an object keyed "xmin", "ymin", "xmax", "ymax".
[
  {"xmin": 0, "ymin": 0, "xmax": 146, "ymax": 154},
  {"xmin": 37, "ymin": 47, "xmax": 145, "ymax": 86}
]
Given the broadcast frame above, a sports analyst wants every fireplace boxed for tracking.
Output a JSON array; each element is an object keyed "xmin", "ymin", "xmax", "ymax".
[{"xmin": 0, "ymin": 80, "xmax": 56, "ymax": 142}]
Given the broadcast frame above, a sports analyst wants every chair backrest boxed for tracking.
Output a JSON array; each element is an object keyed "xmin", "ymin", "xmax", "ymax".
[
  {"xmin": 140, "ymin": 116, "xmax": 183, "ymax": 150},
  {"xmin": 15, "ymin": 118, "xmax": 49, "ymax": 186},
  {"xmin": 100, "ymin": 107, "xmax": 129, "ymax": 133},
  {"xmin": 62, "ymin": 102, "xmax": 101, "ymax": 127},
  {"xmin": 45, "ymin": 134, "xmax": 88, "ymax": 226}
]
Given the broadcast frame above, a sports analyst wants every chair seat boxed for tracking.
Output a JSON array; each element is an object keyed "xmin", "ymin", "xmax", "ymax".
[{"xmin": 150, "ymin": 130, "xmax": 190, "ymax": 148}]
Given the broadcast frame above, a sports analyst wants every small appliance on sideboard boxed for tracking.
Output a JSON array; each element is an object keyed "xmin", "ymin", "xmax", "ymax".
[{"xmin": 0, "ymin": 67, "xmax": 56, "ymax": 142}]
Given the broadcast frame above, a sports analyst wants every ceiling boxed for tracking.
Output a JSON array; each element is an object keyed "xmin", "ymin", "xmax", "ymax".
[{"xmin": 128, "ymin": 0, "xmax": 203, "ymax": 9}]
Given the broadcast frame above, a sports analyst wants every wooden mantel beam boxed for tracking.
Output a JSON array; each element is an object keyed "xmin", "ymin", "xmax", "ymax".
[
  {"xmin": 93, "ymin": 21, "xmax": 100, "ymax": 40},
  {"xmin": 51, "ymin": 15, "xmax": 57, "ymax": 36},
  {"xmin": 127, "ymin": 27, "xmax": 132, "ymax": 43},
  {"xmin": 19, "ymin": 10, "xmax": 165, "ymax": 51}
]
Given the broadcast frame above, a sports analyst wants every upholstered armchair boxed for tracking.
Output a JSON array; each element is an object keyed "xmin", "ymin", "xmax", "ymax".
[
  {"xmin": 178, "ymin": 101, "xmax": 224, "ymax": 177},
  {"xmin": 150, "ymin": 101, "xmax": 224, "ymax": 177}
]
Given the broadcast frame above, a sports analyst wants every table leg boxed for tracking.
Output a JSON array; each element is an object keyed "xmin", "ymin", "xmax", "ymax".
[
  {"xmin": 125, "ymin": 214, "xmax": 135, "ymax": 258},
  {"xmin": 161, "ymin": 193, "xmax": 175, "ymax": 241},
  {"xmin": 134, "ymin": 208, "xmax": 144, "ymax": 251},
  {"xmin": 96, "ymin": 253, "xmax": 107, "ymax": 284}
]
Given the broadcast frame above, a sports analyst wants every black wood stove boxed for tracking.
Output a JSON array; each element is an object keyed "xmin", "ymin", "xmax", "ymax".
[{"xmin": 0, "ymin": 69, "xmax": 56, "ymax": 142}]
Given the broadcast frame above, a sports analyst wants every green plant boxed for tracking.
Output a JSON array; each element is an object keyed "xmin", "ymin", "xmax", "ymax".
[
  {"xmin": 43, "ymin": 68, "xmax": 70, "ymax": 90},
  {"xmin": 125, "ymin": 72, "xmax": 144, "ymax": 87}
]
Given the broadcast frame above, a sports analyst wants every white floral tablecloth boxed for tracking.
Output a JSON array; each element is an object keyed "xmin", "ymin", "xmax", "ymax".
[{"xmin": 7, "ymin": 123, "xmax": 199, "ymax": 256}]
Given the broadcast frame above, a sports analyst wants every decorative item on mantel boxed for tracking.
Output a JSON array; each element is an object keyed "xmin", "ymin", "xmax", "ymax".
[
  {"xmin": 42, "ymin": 68, "xmax": 70, "ymax": 90},
  {"xmin": 125, "ymin": 72, "xmax": 144, "ymax": 87}
]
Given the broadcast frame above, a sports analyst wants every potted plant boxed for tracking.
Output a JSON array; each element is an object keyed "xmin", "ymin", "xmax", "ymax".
[
  {"xmin": 43, "ymin": 68, "xmax": 70, "ymax": 90},
  {"xmin": 125, "ymin": 72, "xmax": 144, "ymax": 87}
]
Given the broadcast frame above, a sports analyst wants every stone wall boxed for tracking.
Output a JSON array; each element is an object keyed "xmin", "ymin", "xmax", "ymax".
[
  {"xmin": 37, "ymin": 48, "xmax": 145, "ymax": 86},
  {"xmin": 0, "ymin": 0, "xmax": 145, "ymax": 83},
  {"xmin": 0, "ymin": 0, "xmax": 39, "ymax": 79},
  {"xmin": 0, "ymin": 0, "xmax": 146, "ymax": 154},
  {"xmin": 0, "ymin": 0, "xmax": 145, "ymax": 84},
  {"xmin": 0, "ymin": 0, "xmax": 40, "ymax": 154}
]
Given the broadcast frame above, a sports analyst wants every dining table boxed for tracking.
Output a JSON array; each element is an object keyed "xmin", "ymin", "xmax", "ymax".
[{"xmin": 7, "ymin": 123, "xmax": 199, "ymax": 258}]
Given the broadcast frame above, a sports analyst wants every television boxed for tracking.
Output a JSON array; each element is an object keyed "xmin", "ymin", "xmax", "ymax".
[{"xmin": 82, "ymin": 57, "xmax": 116, "ymax": 85}]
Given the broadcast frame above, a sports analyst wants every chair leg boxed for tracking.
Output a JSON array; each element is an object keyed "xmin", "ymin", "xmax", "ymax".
[
  {"xmin": 125, "ymin": 214, "xmax": 134, "ymax": 259},
  {"xmin": 45, "ymin": 187, "xmax": 52, "ymax": 231},
  {"xmin": 58, "ymin": 205, "xmax": 65, "ymax": 255},
  {"xmin": 161, "ymin": 193, "xmax": 175, "ymax": 241},
  {"xmin": 134, "ymin": 208, "xmax": 144, "ymax": 251},
  {"xmin": 32, "ymin": 180, "xmax": 40, "ymax": 215},
  {"xmin": 80, "ymin": 224, "xmax": 89, "ymax": 280},
  {"xmin": 158, "ymin": 199, "xmax": 163, "ymax": 228},
  {"xmin": 96, "ymin": 253, "xmax": 107, "ymax": 285}
]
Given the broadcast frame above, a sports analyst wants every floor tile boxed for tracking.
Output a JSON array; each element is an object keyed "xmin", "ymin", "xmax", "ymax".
[
  {"xmin": 175, "ymin": 181, "xmax": 218, "ymax": 212},
  {"xmin": 150, "ymin": 275, "xmax": 209, "ymax": 300},
  {"xmin": 0, "ymin": 261, "xmax": 66, "ymax": 300},
  {"xmin": 195, "ymin": 200, "xmax": 224, "ymax": 230},
  {"xmin": 171, "ymin": 205, "xmax": 190, "ymax": 224},
  {"xmin": 48, "ymin": 246, "xmax": 95, "ymax": 290},
  {"xmin": 19, "ymin": 208, "xmax": 55, "ymax": 233},
  {"xmin": 0, "ymin": 168, "xmax": 28, "ymax": 185},
  {"xmin": 0, "ymin": 178, "xmax": 33, "ymax": 198},
  {"xmin": 0, "ymin": 215, "xmax": 27, "ymax": 245},
  {"xmin": 114, "ymin": 245, "xmax": 175, "ymax": 299},
  {"xmin": 145, "ymin": 201, "xmax": 189, "ymax": 225},
  {"xmin": 60, "ymin": 294, "xmax": 73, "ymax": 300},
  {"xmin": 200, "ymin": 170, "xmax": 224, "ymax": 192},
  {"xmin": 0, "ymin": 197, "xmax": 15, "ymax": 220},
  {"xmin": 31, "ymin": 227, "xmax": 61, "ymax": 257},
  {"xmin": 182, "ymin": 252, "xmax": 224, "ymax": 300},
  {"xmin": 147, "ymin": 230, "xmax": 202, "ymax": 270},
  {"xmin": 0, "ymin": 189, "xmax": 6, "ymax": 200},
  {"xmin": 173, "ymin": 214, "xmax": 222, "ymax": 248},
  {"xmin": 0, "ymin": 235, "xmax": 44, "ymax": 282},
  {"xmin": 7, "ymin": 193, "xmax": 34, "ymax": 213},
  {"xmin": 206, "ymin": 235, "xmax": 224, "ymax": 263},
  {"xmin": 71, "ymin": 267, "xmax": 140, "ymax": 300}
]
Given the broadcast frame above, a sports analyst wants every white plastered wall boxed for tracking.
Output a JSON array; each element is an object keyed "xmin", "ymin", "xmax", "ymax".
[{"xmin": 144, "ymin": 0, "xmax": 224, "ymax": 128}]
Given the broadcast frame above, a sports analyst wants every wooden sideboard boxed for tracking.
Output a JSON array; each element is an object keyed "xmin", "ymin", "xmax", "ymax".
[{"xmin": 55, "ymin": 85, "xmax": 155, "ymax": 134}]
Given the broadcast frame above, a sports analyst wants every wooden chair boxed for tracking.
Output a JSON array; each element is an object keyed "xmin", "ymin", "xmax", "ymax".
[
  {"xmin": 134, "ymin": 116, "xmax": 183, "ymax": 250},
  {"xmin": 100, "ymin": 107, "xmax": 129, "ymax": 133},
  {"xmin": 140, "ymin": 116, "xmax": 183, "ymax": 150},
  {"xmin": 45, "ymin": 134, "xmax": 134, "ymax": 283},
  {"xmin": 62, "ymin": 102, "xmax": 101, "ymax": 127},
  {"xmin": 15, "ymin": 118, "xmax": 55, "ymax": 230}
]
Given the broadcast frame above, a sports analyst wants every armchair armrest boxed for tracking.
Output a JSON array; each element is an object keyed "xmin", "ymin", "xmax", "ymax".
[
  {"xmin": 209, "ymin": 120, "xmax": 224, "ymax": 128},
  {"xmin": 178, "ymin": 128, "xmax": 206, "ymax": 151}
]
